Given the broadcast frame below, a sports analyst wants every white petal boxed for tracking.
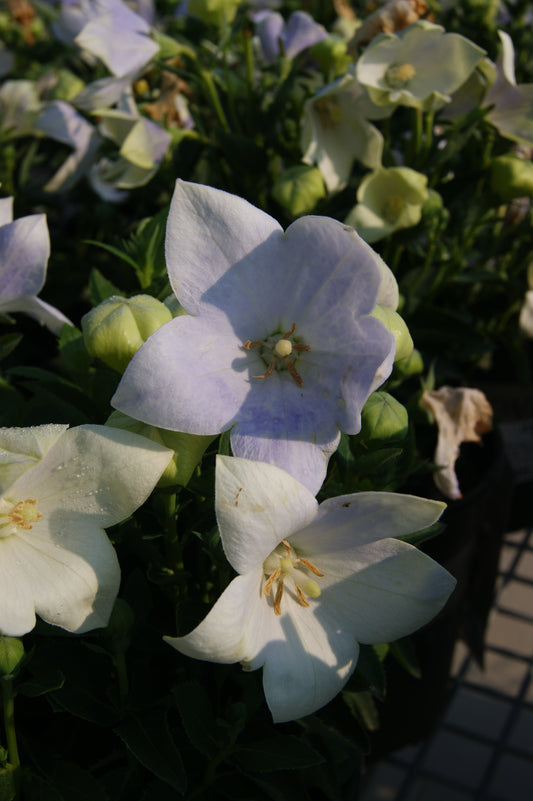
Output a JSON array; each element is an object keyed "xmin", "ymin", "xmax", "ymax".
[
  {"xmin": 0, "ymin": 295, "xmax": 73, "ymax": 335},
  {"xmin": 261, "ymin": 595, "xmax": 359, "ymax": 722},
  {"xmin": 0, "ymin": 197, "xmax": 13, "ymax": 226},
  {"xmin": 0, "ymin": 423, "xmax": 68, "ymax": 493},
  {"xmin": 9, "ymin": 425, "xmax": 172, "ymax": 527},
  {"xmin": 215, "ymin": 456, "xmax": 318, "ymax": 574},
  {"xmin": 315, "ymin": 538, "xmax": 456, "ymax": 644},
  {"xmin": 291, "ymin": 491, "xmax": 446, "ymax": 555},
  {"xmin": 0, "ymin": 537, "xmax": 39, "ymax": 635},
  {"xmin": 164, "ymin": 570, "xmax": 264, "ymax": 663},
  {"xmin": 15, "ymin": 517, "xmax": 120, "ymax": 632}
]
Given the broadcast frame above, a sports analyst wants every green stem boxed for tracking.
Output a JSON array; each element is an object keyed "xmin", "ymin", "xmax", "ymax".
[
  {"xmin": 113, "ymin": 651, "xmax": 129, "ymax": 717},
  {"xmin": 423, "ymin": 110, "xmax": 434, "ymax": 159},
  {"xmin": 162, "ymin": 493, "xmax": 182, "ymax": 573},
  {"xmin": 199, "ymin": 70, "xmax": 230, "ymax": 133},
  {"xmin": 2, "ymin": 676, "xmax": 21, "ymax": 794},
  {"xmin": 411, "ymin": 108, "xmax": 423, "ymax": 164}
]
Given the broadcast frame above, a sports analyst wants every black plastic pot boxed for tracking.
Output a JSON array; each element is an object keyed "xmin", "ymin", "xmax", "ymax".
[{"xmin": 369, "ymin": 428, "xmax": 513, "ymax": 758}]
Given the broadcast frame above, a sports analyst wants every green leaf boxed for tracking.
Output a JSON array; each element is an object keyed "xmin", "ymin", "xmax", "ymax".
[
  {"xmin": 343, "ymin": 690, "xmax": 379, "ymax": 733},
  {"xmin": 131, "ymin": 208, "xmax": 169, "ymax": 288},
  {"xmin": 18, "ymin": 667, "xmax": 65, "ymax": 698},
  {"xmin": 218, "ymin": 430, "xmax": 232, "ymax": 456},
  {"xmin": 389, "ymin": 637, "xmax": 421, "ymax": 679},
  {"xmin": 83, "ymin": 240, "xmax": 141, "ymax": 273},
  {"xmin": 115, "ymin": 709, "xmax": 186, "ymax": 795},
  {"xmin": 0, "ymin": 764, "xmax": 17, "ymax": 801},
  {"xmin": 0, "ymin": 334, "xmax": 22, "ymax": 363},
  {"xmin": 172, "ymin": 681, "xmax": 222, "ymax": 759},
  {"xmin": 21, "ymin": 772, "xmax": 63, "ymax": 801},
  {"xmin": 397, "ymin": 520, "xmax": 446, "ymax": 546},
  {"xmin": 229, "ymin": 736, "xmax": 324, "ymax": 773},
  {"xmin": 44, "ymin": 761, "xmax": 108, "ymax": 801},
  {"xmin": 45, "ymin": 641, "xmax": 118, "ymax": 725},
  {"xmin": 88, "ymin": 268, "xmax": 125, "ymax": 305},
  {"xmin": 352, "ymin": 644, "xmax": 387, "ymax": 702},
  {"xmin": 58, "ymin": 326, "xmax": 92, "ymax": 377}
]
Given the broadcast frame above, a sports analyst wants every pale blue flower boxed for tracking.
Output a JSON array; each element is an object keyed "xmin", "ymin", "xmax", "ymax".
[
  {"xmin": 74, "ymin": 0, "xmax": 159, "ymax": 78},
  {"xmin": 254, "ymin": 10, "xmax": 327, "ymax": 65},
  {"xmin": 112, "ymin": 181, "xmax": 397, "ymax": 494},
  {"xmin": 0, "ymin": 199, "xmax": 72, "ymax": 335}
]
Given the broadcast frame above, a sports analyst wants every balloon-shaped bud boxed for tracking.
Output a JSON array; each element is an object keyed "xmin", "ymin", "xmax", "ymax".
[
  {"xmin": 82, "ymin": 295, "xmax": 172, "ymax": 373},
  {"xmin": 371, "ymin": 304, "xmax": 414, "ymax": 362}
]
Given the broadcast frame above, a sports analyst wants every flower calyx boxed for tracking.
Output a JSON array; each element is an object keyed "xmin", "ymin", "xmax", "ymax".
[
  {"xmin": 263, "ymin": 539, "xmax": 324, "ymax": 616},
  {"xmin": 243, "ymin": 323, "xmax": 310, "ymax": 387}
]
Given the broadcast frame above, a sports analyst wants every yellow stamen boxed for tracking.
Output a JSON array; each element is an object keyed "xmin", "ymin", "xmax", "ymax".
[
  {"xmin": 294, "ymin": 583, "xmax": 311, "ymax": 608},
  {"xmin": 262, "ymin": 540, "xmax": 324, "ymax": 615},
  {"xmin": 5, "ymin": 498, "xmax": 42, "ymax": 530},
  {"xmin": 298, "ymin": 557, "xmax": 324, "ymax": 577},
  {"xmin": 385, "ymin": 63, "xmax": 416, "ymax": 89},
  {"xmin": 264, "ymin": 567, "xmax": 281, "ymax": 598},
  {"xmin": 273, "ymin": 579, "xmax": 284, "ymax": 616}
]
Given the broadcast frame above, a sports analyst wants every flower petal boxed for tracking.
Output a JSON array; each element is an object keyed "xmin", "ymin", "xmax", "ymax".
[
  {"xmin": 215, "ymin": 456, "xmax": 318, "ymax": 573},
  {"xmin": 261, "ymin": 595, "xmax": 359, "ymax": 722},
  {"xmin": 0, "ymin": 423, "xmax": 68, "ymax": 494},
  {"xmin": 291, "ymin": 491, "xmax": 446, "ymax": 554},
  {"xmin": 0, "ymin": 197, "xmax": 13, "ymax": 226},
  {"xmin": 9, "ymin": 424, "xmax": 172, "ymax": 526},
  {"xmin": 314, "ymin": 538, "xmax": 456, "ymax": 644},
  {"xmin": 112, "ymin": 315, "xmax": 250, "ymax": 434},
  {"xmin": 0, "ymin": 215, "xmax": 50, "ymax": 300},
  {"xmin": 164, "ymin": 570, "xmax": 264, "ymax": 663},
  {"xmin": 0, "ymin": 537, "xmax": 39, "ymax": 635},
  {"xmin": 75, "ymin": 1, "xmax": 159, "ymax": 77},
  {"xmin": 230, "ymin": 424, "xmax": 339, "ymax": 497},
  {"xmin": 165, "ymin": 180, "xmax": 282, "ymax": 321},
  {"xmin": 14, "ymin": 517, "xmax": 120, "ymax": 633},
  {"xmin": 0, "ymin": 295, "xmax": 73, "ymax": 336}
]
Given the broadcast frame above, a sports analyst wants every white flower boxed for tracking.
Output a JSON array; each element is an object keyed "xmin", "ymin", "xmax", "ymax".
[
  {"xmin": 0, "ymin": 424, "xmax": 172, "ymax": 636},
  {"xmin": 166, "ymin": 456, "xmax": 456, "ymax": 723}
]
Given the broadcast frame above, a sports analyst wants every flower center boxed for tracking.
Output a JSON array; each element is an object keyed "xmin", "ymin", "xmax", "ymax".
[
  {"xmin": 0, "ymin": 498, "xmax": 42, "ymax": 538},
  {"xmin": 384, "ymin": 63, "xmax": 416, "ymax": 89},
  {"xmin": 262, "ymin": 539, "xmax": 324, "ymax": 616},
  {"xmin": 243, "ymin": 323, "xmax": 310, "ymax": 387},
  {"xmin": 382, "ymin": 194, "xmax": 406, "ymax": 222},
  {"xmin": 314, "ymin": 96, "xmax": 344, "ymax": 129}
]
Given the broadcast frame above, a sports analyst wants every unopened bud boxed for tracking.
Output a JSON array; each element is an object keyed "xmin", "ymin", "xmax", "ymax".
[
  {"xmin": 371, "ymin": 304, "xmax": 414, "ymax": 362},
  {"xmin": 82, "ymin": 295, "xmax": 172, "ymax": 373}
]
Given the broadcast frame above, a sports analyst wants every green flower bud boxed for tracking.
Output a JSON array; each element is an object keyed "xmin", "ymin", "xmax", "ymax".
[
  {"xmin": 360, "ymin": 391, "xmax": 409, "ymax": 446},
  {"xmin": 47, "ymin": 69, "xmax": 85, "ymax": 102},
  {"xmin": 106, "ymin": 411, "xmax": 215, "ymax": 487},
  {"xmin": 490, "ymin": 155, "xmax": 533, "ymax": 201},
  {"xmin": 272, "ymin": 165, "xmax": 326, "ymax": 217},
  {"xmin": 393, "ymin": 347, "xmax": 424, "ymax": 379},
  {"xmin": 0, "ymin": 637, "xmax": 24, "ymax": 678},
  {"xmin": 371, "ymin": 304, "xmax": 414, "ymax": 362},
  {"xmin": 309, "ymin": 36, "xmax": 351, "ymax": 78},
  {"xmin": 187, "ymin": 0, "xmax": 242, "ymax": 26},
  {"xmin": 82, "ymin": 295, "xmax": 172, "ymax": 373}
]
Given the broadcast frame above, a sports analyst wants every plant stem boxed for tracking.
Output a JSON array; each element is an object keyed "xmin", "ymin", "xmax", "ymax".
[
  {"xmin": 2, "ymin": 676, "xmax": 21, "ymax": 794},
  {"xmin": 199, "ymin": 70, "xmax": 230, "ymax": 132}
]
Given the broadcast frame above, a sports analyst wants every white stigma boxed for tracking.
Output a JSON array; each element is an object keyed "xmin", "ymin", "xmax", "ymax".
[{"xmin": 274, "ymin": 338, "xmax": 293, "ymax": 357}]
